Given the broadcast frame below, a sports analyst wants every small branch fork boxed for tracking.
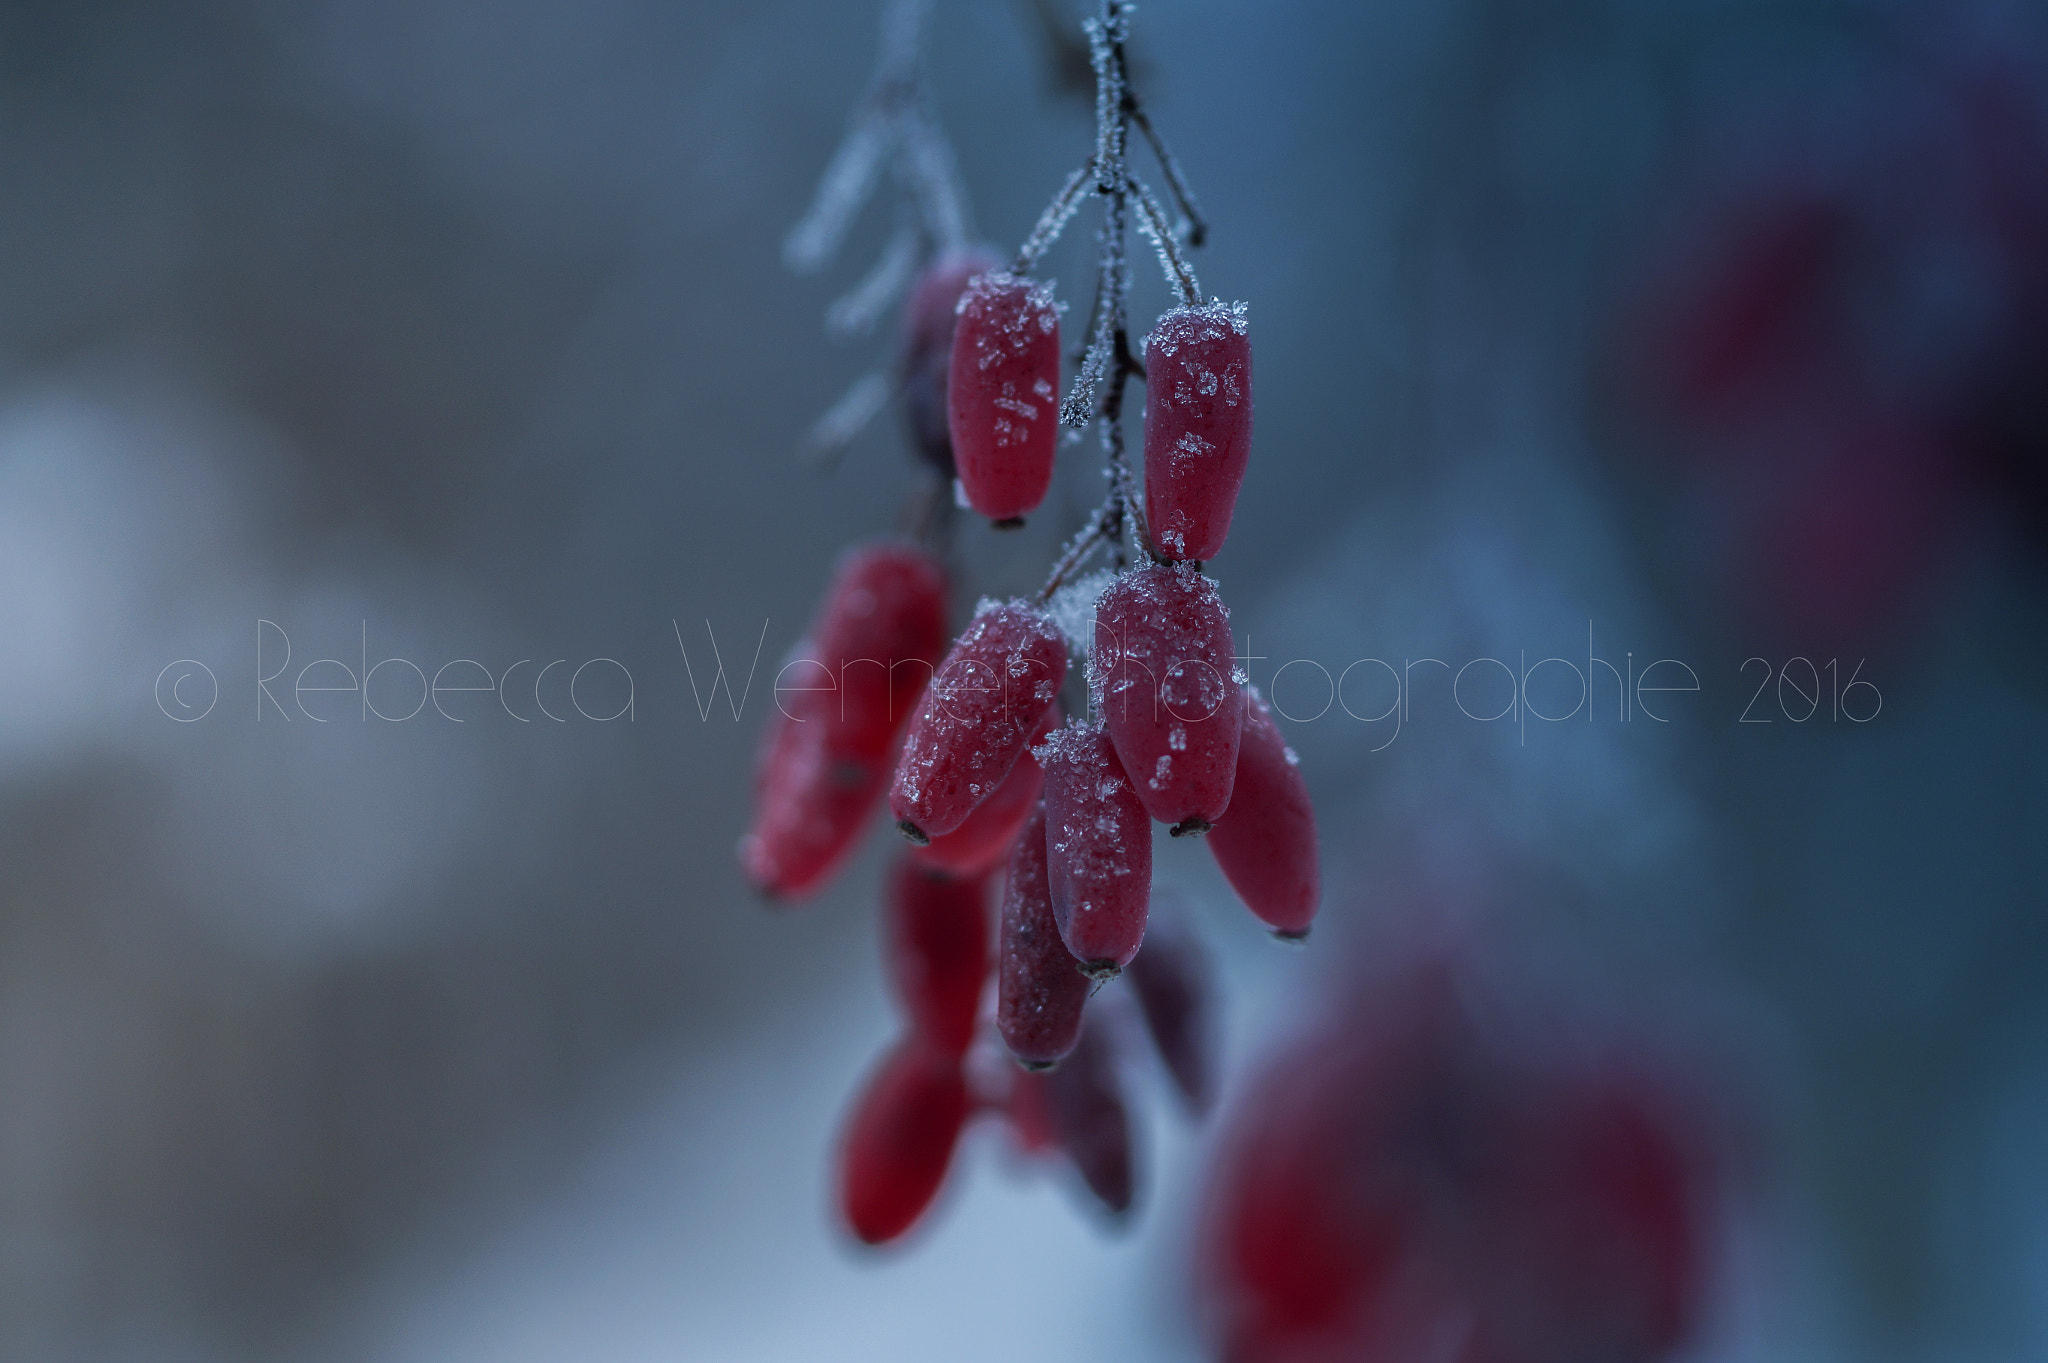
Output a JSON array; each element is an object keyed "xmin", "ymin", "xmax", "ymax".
[{"xmin": 1030, "ymin": 0, "xmax": 1209, "ymax": 593}]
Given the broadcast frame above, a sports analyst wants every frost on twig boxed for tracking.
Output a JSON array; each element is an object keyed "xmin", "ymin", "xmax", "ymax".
[
  {"xmin": 787, "ymin": 0, "xmax": 971, "ymax": 461},
  {"xmin": 827, "ymin": 222, "xmax": 920, "ymax": 338},
  {"xmin": 804, "ymin": 370, "xmax": 895, "ymax": 469}
]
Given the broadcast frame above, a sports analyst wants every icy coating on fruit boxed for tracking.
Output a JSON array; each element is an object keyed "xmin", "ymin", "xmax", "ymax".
[
  {"xmin": 900, "ymin": 249, "xmax": 1001, "ymax": 476},
  {"xmin": 1038, "ymin": 720, "xmax": 1151, "ymax": 971},
  {"xmin": 913, "ymin": 702, "xmax": 1058, "ymax": 878},
  {"xmin": 1090, "ymin": 564, "xmax": 1243, "ymax": 826},
  {"xmin": 890, "ymin": 599, "xmax": 1066, "ymax": 840},
  {"xmin": 1206, "ymin": 686, "xmax": 1319, "ymax": 936},
  {"xmin": 1143, "ymin": 301, "xmax": 1253, "ymax": 562},
  {"xmin": 948, "ymin": 272, "xmax": 1063, "ymax": 522},
  {"xmin": 997, "ymin": 805, "xmax": 1090, "ymax": 1067}
]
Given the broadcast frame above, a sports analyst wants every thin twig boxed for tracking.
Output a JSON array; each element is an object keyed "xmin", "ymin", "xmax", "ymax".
[
  {"xmin": 1014, "ymin": 161, "xmax": 1096, "ymax": 273},
  {"xmin": 1131, "ymin": 176, "xmax": 1202, "ymax": 305},
  {"xmin": 1125, "ymin": 92, "xmax": 1208, "ymax": 247}
]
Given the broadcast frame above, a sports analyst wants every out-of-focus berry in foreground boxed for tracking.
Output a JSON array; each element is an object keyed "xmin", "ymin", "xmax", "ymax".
[{"xmin": 1199, "ymin": 962, "xmax": 1713, "ymax": 1363}]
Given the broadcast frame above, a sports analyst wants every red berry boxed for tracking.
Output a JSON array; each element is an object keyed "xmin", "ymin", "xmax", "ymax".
[
  {"xmin": 1044, "ymin": 1018, "xmax": 1134, "ymax": 1216},
  {"xmin": 740, "ymin": 543, "xmax": 949, "ymax": 898},
  {"xmin": 837, "ymin": 1039, "xmax": 972, "ymax": 1246},
  {"xmin": 1039, "ymin": 720, "xmax": 1151, "ymax": 975},
  {"xmin": 996, "ymin": 804, "xmax": 1091, "ymax": 1067},
  {"xmin": 913, "ymin": 702, "xmax": 1059, "ymax": 879},
  {"xmin": 1003, "ymin": 1067, "xmax": 1061, "ymax": 1154},
  {"xmin": 1091, "ymin": 564, "xmax": 1242, "ymax": 831},
  {"xmin": 1142, "ymin": 302, "xmax": 1252, "ymax": 562},
  {"xmin": 1124, "ymin": 906, "xmax": 1213, "ymax": 1110},
  {"xmin": 1206, "ymin": 687, "xmax": 1319, "ymax": 937},
  {"xmin": 900, "ymin": 249, "xmax": 1000, "ymax": 476},
  {"xmin": 884, "ymin": 856, "xmax": 990, "ymax": 1058},
  {"xmin": 889, "ymin": 600, "xmax": 1067, "ymax": 842},
  {"xmin": 947, "ymin": 271, "xmax": 1061, "ymax": 524}
]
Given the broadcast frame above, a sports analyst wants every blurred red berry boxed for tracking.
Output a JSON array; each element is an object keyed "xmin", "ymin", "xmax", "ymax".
[
  {"xmin": 837, "ymin": 1039, "xmax": 973, "ymax": 1246},
  {"xmin": 883, "ymin": 856, "xmax": 991, "ymax": 1058},
  {"xmin": 741, "ymin": 542, "xmax": 948, "ymax": 898}
]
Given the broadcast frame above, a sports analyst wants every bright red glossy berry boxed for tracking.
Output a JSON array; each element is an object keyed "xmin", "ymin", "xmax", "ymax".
[
  {"xmin": 1039, "ymin": 720, "xmax": 1151, "ymax": 975},
  {"xmin": 884, "ymin": 856, "xmax": 990, "ymax": 1058},
  {"xmin": 1142, "ymin": 302, "xmax": 1252, "ymax": 562},
  {"xmin": 741, "ymin": 543, "xmax": 949, "ymax": 897},
  {"xmin": 889, "ymin": 600, "xmax": 1066, "ymax": 843},
  {"xmin": 837, "ymin": 1039, "xmax": 972, "ymax": 1246},
  {"xmin": 901, "ymin": 249, "xmax": 1001, "ymax": 476},
  {"xmin": 996, "ymin": 804, "xmax": 1091, "ymax": 1068},
  {"xmin": 1091, "ymin": 564, "xmax": 1242, "ymax": 832},
  {"xmin": 1206, "ymin": 687, "xmax": 1319, "ymax": 937},
  {"xmin": 1124, "ymin": 906, "xmax": 1213, "ymax": 1110},
  {"xmin": 913, "ymin": 702, "xmax": 1059, "ymax": 879},
  {"xmin": 947, "ymin": 271, "xmax": 1061, "ymax": 525}
]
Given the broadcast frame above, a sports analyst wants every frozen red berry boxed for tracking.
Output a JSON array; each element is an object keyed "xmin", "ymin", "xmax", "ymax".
[
  {"xmin": 1124, "ymin": 906, "xmax": 1213, "ymax": 1110},
  {"xmin": 1091, "ymin": 564, "xmax": 1242, "ymax": 832},
  {"xmin": 884, "ymin": 856, "xmax": 990, "ymax": 1057},
  {"xmin": 901, "ymin": 249, "xmax": 1000, "ymax": 476},
  {"xmin": 837, "ymin": 1039, "xmax": 972, "ymax": 1246},
  {"xmin": 1039, "ymin": 720, "xmax": 1152, "ymax": 975},
  {"xmin": 1206, "ymin": 686, "xmax": 1319, "ymax": 937},
  {"xmin": 741, "ymin": 543, "xmax": 949, "ymax": 897},
  {"xmin": 1142, "ymin": 302, "xmax": 1252, "ymax": 562},
  {"xmin": 996, "ymin": 804, "xmax": 1091, "ymax": 1068},
  {"xmin": 948, "ymin": 271, "xmax": 1061, "ymax": 525},
  {"xmin": 889, "ymin": 600, "xmax": 1066, "ymax": 843},
  {"xmin": 913, "ymin": 702, "xmax": 1059, "ymax": 879}
]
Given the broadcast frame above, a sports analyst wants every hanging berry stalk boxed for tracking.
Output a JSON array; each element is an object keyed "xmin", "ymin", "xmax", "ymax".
[{"xmin": 767, "ymin": 0, "xmax": 1312, "ymax": 1245}]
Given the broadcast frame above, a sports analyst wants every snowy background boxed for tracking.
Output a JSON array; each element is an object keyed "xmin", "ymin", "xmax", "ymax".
[{"xmin": 1, "ymin": 0, "xmax": 2045, "ymax": 1359}]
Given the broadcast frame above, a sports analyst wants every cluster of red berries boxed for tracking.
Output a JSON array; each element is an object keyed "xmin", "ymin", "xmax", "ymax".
[
  {"xmin": 745, "ymin": 1, "xmax": 1319, "ymax": 1246},
  {"xmin": 1200, "ymin": 959, "xmax": 1712, "ymax": 1363}
]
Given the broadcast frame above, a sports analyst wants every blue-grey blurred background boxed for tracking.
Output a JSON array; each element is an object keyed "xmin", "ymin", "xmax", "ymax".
[{"xmin": 1, "ymin": 0, "xmax": 2044, "ymax": 1358}]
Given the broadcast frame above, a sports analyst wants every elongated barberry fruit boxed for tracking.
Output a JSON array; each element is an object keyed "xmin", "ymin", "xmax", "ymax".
[
  {"xmin": 913, "ymin": 702, "xmax": 1059, "ymax": 879},
  {"xmin": 1046, "ymin": 1018, "xmax": 1134, "ymax": 1216},
  {"xmin": 1143, "ymin": 302, "xmax": 1252, "ymax": 562},
  {"xmin": 1092, "ymin": 564, "xmax": 1242, "ymax": 832},
  {"xmin": 884, "ymin": 856, "xmax": 990, "ymax": 1057},
  {"xmin": 948, "ymin": 271, "xmax": 1061, "ymax": 525},
  {"xmin": 1125, "ymin": 906, "xmax": 1213, "ymax": 1110},
  {"xmin": 741, "ymin": 543, "xmax": 949, "ymax": 897},
  {"xmin": 996, "ymin": 804, "xmax": 1091, "ymax": 1067},
  {"xmin": 837, "ymin": 1039, "xmax": 971, "ymax": 1246},
  {"xmin": 1207, "ymin": 687, "xmax": 1319, "ymax": 937},
  {"xmin": 901, "ymin": 249, "xmax": 1000, "ymax": 476},
  {"xmin": 1039, "ymin": 720, "xmax": 1151, "ymax": 975},
  {"xmin": 890, "ymin": 600, "xmax": 1066, "ymax": 843}
]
